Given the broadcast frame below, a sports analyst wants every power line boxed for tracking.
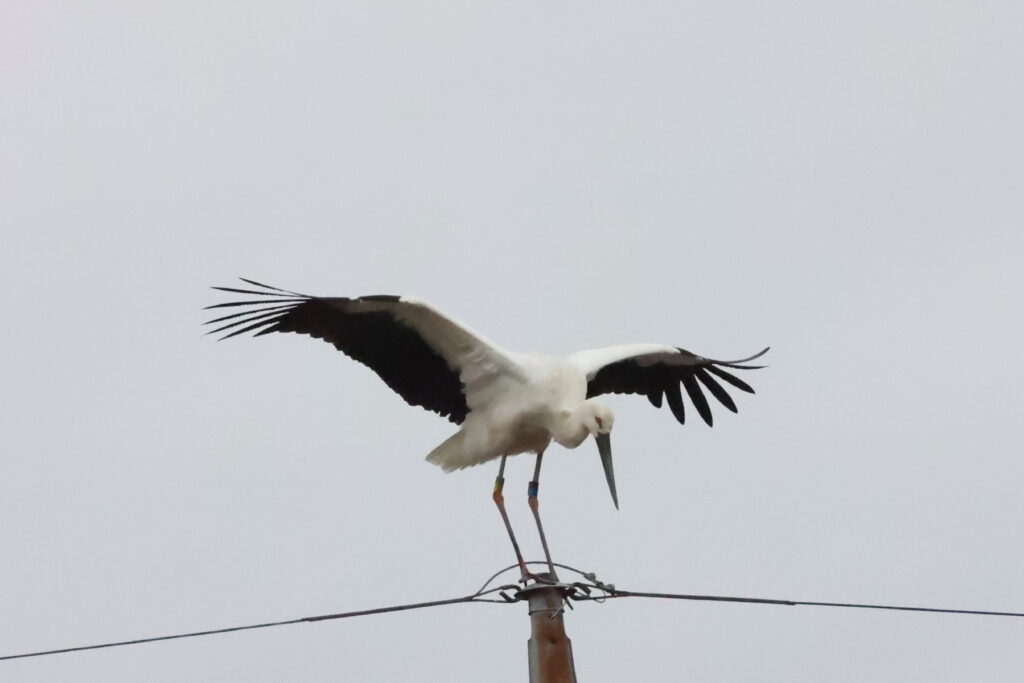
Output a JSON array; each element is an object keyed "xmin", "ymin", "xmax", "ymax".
[
  {"xmin": 574, "ymin": 589, "xmax": 1024, "ymax": 618},
  {"xmin": 488, "ymin": 563, "xmax": 1024, "ymax": 618},
  {"xmin": 0, "ymin": 586, "xmax": 516, "ymax": 662},
  {"xmin": 4, "ymin": 564, "xmax": 1023, "ymax": 663}
]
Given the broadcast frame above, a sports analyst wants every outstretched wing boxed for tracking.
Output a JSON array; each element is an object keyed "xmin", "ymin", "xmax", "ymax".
[
  {"xmin": 204, "ymin": 279, "xmax": 520, "ymax": 424},
  {"xmin": 568, "ymin": 344, "xmax": 768, "ymax": 427}
]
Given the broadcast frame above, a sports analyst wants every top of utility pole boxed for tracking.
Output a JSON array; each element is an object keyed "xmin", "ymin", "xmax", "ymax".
[{"xmin": 523, "ymin": 573, "xmax": 577, "ymax": 683}]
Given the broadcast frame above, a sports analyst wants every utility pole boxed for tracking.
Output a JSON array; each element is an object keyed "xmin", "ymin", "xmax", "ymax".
[{"xmin": 523, "ymin": 573, "xmax": 577, "ymax": 683}]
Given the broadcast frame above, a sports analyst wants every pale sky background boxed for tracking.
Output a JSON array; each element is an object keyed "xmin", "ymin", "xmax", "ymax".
[{"xmin": 3, "ymin": 2, "xmax": 1023, "ymax": 681}]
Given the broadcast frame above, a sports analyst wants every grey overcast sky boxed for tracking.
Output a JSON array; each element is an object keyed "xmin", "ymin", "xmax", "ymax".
[{"xmin": 3, "ymin": 2, "xmax": 1023, "ymax": 681}]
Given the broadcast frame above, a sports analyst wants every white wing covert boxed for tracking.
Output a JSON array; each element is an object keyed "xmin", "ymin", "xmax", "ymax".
[{"xmin": 205, "ymin": 279, "xmax": 521, "ymax": 424}]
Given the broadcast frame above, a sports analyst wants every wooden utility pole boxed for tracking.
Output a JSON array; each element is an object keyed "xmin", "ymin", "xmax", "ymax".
[{"xmin": 523, "ymin": 573, "xmax": 577, "ymax": 683}]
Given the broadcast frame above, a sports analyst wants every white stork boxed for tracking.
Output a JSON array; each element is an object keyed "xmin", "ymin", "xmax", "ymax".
[{"xmin": 206, "ymin": 279, "xmax": 767, "ymax": 580}]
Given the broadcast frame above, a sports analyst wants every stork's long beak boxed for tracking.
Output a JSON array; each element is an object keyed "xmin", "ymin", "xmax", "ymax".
[{"xmin": 595, "ymin": 432, "xmax": 618, "ymax": 509}]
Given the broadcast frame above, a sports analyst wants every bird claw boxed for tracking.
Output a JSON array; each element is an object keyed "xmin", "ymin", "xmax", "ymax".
[
  {"xmin": 519, "ymin": 570, "xmax": 550, "ymax": 585},
  {"xmin": 519, "ymin": 571, "xmax": 565, "ymax": 588}
]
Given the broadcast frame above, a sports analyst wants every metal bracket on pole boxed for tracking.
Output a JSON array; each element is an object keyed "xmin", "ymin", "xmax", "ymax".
[{"xmin": 521, "ymin": 573, "xmax": 578, "ymax": 683}]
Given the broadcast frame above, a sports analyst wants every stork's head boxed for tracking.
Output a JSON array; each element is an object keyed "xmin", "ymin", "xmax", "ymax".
[
  {"xmin": 580, "ymin": 401, "xmax": 615, "ymax": 437},
  {"xmin": 576, "ymin": 401, "xmax": 619, "ymax": 510}
]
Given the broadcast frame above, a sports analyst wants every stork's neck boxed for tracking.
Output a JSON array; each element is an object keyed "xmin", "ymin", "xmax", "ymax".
[
  {"xmin": 552, "ymin": 415, "xmax": 588, "ymax": 449},
  {"xmin": 550, "ymin": 403, "xmax": 594, "ymax": 449}
]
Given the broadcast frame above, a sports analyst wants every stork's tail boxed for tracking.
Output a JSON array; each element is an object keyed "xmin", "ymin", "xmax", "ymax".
[{"xmin": 426, "ymin": 431, "xmax": 496, "ymax": 472}]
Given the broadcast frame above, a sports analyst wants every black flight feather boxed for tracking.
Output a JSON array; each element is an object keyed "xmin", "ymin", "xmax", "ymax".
[
  {"xmin": 205, "ymin": 280, "xmax": 469, "ymax": 424},
  {"xmin": 586, "ymin": 346, "xmax": 767, "ymax": 429}
]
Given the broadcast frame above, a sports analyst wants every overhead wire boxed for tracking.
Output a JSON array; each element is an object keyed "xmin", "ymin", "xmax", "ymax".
[
  {"xmin": 4, "ymin": 563, "xmax": 1023, "ymax": 662},
  {"xmin": 0, "ymin": 583, "xmax": 517, "ymax": 662},
  {"xmin": 572, "ymin": 588, "xmax": 1024, "ymax": 617},
  {"xmin": 475, "ymin": 560, "xmax": 597, "ymax": 594}
]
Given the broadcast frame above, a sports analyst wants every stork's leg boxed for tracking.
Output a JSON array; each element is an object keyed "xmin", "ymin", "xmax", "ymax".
[
  {"xmin": 493, "ymin": 454, "xmax": 529, "ymax": 581},
  {"xmin": 528, "ymin": 451, "xmax": 558, "ymax": 580}
]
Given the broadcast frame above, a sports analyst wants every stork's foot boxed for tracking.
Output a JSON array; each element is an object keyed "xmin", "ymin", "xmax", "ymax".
[
  {"xmin": 520, "ymin": 570, "xmax": 558, "ymax": 586},
  {"xmin": 518, "ymin": 568, "xmax": 556, "ymax": 584}
]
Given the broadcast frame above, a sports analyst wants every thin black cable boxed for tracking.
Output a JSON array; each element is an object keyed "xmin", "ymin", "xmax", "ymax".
[
  {"xmin": 476, "ymin": 560, "xmax": 596, "ymax": 594},
  {"xmin": 575, "ymin": 589, "xmax": 1024, "ymax": 618},
  {"xmin": 0, "ymin": 589, "xmax": 512, "ymax": 662},
  {"xmin": 7, "ymin": 573, "xmax": 1024, "ymax": 662}
]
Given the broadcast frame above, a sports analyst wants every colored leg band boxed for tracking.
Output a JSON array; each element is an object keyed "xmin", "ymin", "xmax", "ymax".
[
  {"xmin": 494, "ymin": 477, "xmax": 505, "ymax": 494},
  {"xmin": 528, "ymin": 481, "xmax": 539, "ymax": 497}
]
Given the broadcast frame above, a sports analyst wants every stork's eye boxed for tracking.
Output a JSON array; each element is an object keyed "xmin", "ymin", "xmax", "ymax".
[{"xmin": 595, "ymin": 417, "xmax": 604, "ymax": 429}]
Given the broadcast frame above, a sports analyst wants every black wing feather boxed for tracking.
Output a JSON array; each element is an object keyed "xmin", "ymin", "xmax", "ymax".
[
  {"xmin": 587, "ymin": 346, "xmax": 767, "ymax": 428},
  {"xmin": 695, "ymin": 368, "xmax": 737, "ymax": 413},
  {"xmin": 681, "ymin": 372, "xmax": 712, "ymax": 426},
  {"xmin": 704, "ymin": 364, "xmax": 755, "ymax": 394},
  {"xmin": 205, "ymin": 280, "xmax": 468, "ymax": 424},
  {"xmin": 664, "ymin": 382, "xmax": 687, "ymax": 424},
  {"xmin": 646, "ymin": 388, "xmax": 663, "ymax": 409}
]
